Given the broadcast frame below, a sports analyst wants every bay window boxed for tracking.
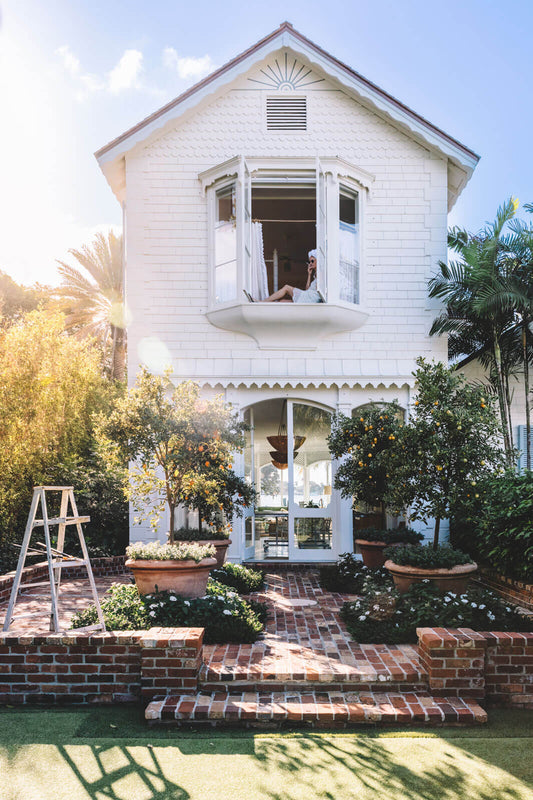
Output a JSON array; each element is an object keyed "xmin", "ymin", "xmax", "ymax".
[{"xmin": 200, "ymin": 156, "xmax": 372, "ymax": 347}]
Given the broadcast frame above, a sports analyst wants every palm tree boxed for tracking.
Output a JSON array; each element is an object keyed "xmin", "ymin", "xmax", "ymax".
[
  {"xmin": 56, "ymin": 230, "xmax": 126, "ymax": 380},
  {"xmin": 428, "ymin": 200, "xmax": 518, "ymax": 464},
  {"xmin": 475, "ymin": 214, "xmax": 533, "ymax": 469}
]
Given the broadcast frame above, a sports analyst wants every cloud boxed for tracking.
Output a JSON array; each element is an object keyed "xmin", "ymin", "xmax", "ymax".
[
  {"xmin": 55, "ymin": 45, "xmax": 143, "ymax": 99},
  {"xmin": 108, "ymin": 49, "xmax": 144, "ymax": 93},
  {"xmin": 163, "ymin": 47, "xmax": 216, "ymax": 80}
]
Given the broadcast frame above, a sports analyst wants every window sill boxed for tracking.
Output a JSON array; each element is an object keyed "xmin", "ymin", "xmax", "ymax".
[{"xmin": 206, "ymin": 301, "xmax": 369, "ymax": 350}]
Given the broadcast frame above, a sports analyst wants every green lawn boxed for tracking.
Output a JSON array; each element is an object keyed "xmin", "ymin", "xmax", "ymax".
[{"xmin": 1, "ymin": 706, "xmax": 532, "ymax": 800}]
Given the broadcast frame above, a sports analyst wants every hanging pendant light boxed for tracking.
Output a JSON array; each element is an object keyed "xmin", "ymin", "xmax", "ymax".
[{"xmin": 266, "ymin": 400, "xmax": 306, "ymax": 468}]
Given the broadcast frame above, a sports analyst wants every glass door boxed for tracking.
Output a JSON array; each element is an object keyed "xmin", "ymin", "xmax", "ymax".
[{"xmin": 288, "ymin": 402, "xmax": 334, "ymax": 560}]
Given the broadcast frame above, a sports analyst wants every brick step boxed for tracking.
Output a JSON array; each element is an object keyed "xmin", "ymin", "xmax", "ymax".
[
  {"xmin": 200, "ymin": 679, "xmax": 429, "ymax": 694},
  {"xmin": 146, "ymin": 690, "xmax": 487, "ymax": 728},
  {"xmin": 199, "ymin": 661, "xmax": 427, "ymax": 690}
]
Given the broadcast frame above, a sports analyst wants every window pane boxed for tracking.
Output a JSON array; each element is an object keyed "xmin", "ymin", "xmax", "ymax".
[
  {"xmin": 295, "ymin": 517, "xmax": 332, "ymax": 550},
  {"xmin": 339, "ymin": 189, "xmax": 359, "ymax": 304},
  {"xmin": 292, "ymin": 404, "xmax": 332, "ymax": 508},
  {"xmin": 215, "ymin": 185, "xmax": 237, "ymax": 303}
]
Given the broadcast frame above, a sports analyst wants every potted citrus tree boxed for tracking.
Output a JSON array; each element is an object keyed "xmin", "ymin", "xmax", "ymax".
[
  {"xmin": 384, "ymin": 359, "xmax": 504, "ymax": 593},
  {"xmin": 97, "ymin": 368, "xmax": 255, "ymax": 593},
  {"xmin": 328, "ymin": 400, "xmax": 415, "ymax": 565}
]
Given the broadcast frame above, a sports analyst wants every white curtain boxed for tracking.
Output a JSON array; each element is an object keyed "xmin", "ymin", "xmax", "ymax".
[{"xmin": 250, "ymin": 221, "xmax": 269, "ymax": 301}]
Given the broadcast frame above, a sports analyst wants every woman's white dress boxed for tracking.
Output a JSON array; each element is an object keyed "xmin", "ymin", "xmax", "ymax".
[{"xmin": 293, "ymin": 278, "xmax": 322, "ymax": 304}]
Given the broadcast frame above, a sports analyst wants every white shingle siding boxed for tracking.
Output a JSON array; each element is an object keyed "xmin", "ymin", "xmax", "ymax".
[{"xmin": 125, "ymin": 70, "xmax": 448, "ymax": 387}]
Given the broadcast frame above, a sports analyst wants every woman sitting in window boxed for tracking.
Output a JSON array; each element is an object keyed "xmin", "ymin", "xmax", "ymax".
[{"xmin": 245, "ymin": 251, "xmax": 322, "ymax": 303}]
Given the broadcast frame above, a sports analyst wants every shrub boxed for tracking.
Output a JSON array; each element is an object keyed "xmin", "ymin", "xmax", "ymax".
[
  {"xmin": 173, "ymin": 527, "xmax": 229, "ymax": 541},
  {"xmin": 341, "ymin": 581, "xmax": 531, "ymax": 644},
  {"xmin": 319, "ymin": 552, "xmax": 392, "ymax": 594},
  {"xmin": 125, "ymin": 540, "xmax": 215, "ymax": 562},
  {"xmin": 452, "ymin": 471, "xmax": 533, "ymax": 581},
  {"xmin": 70, "ymin": 579, "xmax": 266, "ymax": 643},
  {"xmin": 210, "ymin": 562, "xmax": 265, "ymax": 593},
  {"xmin": 384, "ymin": 544, "xmax": 473, "ymax": 569},
  {"xmin": 355, "ymin": 527, "xmax": 423, "ymax": 545},
  {"xmin": 70, "ymin": 583, "xmax": 148, "ymax": 631}
]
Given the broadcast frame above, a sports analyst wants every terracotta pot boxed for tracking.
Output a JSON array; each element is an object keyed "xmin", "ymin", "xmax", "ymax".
[
  {"xmin": 356, "ymin": 539, "xmax": 403, "ymax": 568},
  {"xmin": 384, "ymin": 559, "xmax": 478, "ymax": 594},
  {"xmin": 125, "ymin": 557, "xmax": 217, "ymax": 597},
  {"xmin": 190, "ymin": 539, "xmax": 231, "ymax": 569}
]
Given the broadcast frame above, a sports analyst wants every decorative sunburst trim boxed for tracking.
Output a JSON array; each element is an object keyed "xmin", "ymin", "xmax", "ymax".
[{"xmin": 248, "ymin": 53, "xmax": 324, "ymax": 91}]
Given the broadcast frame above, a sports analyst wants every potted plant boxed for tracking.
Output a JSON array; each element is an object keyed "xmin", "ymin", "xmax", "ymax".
[
  {"xmin": 328, "ymin": 400, "xmax": 408, "ymax": 537},
  {"xmin": 384, "ymin": 544, "xmax": 477, "ymax": 594},
  {"xmin": 383, "ymin": 360, "xmax": 504, "ymax": 591},
  {"xmin": 97, "ymin": 369, "xmax": 256, "ymax": 590},
  {"xmin": 355, "ymin": 527, "xmax": 423, "ymax": 568},
  {"xmin": 172, "ymin": 526, "xmax": 232, "ymax": 568},
  {"xmin": 125, "ymin": 540, "xmax": 217, "ymax": 596}
]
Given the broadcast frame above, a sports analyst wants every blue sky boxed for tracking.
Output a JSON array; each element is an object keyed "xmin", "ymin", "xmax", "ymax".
[{"xmin": 2, "ymin": 0, "xmax": 532, "ymax": 285}]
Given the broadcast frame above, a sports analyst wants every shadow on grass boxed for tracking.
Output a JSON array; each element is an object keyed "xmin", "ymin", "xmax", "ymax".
[{"xmin": 1, "ymin": 706, "xmax": 533, "ymax": 799}]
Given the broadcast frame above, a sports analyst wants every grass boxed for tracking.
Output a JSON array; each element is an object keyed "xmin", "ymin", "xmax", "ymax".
[{"xmin": 0, "ymin": 706, "xmax": 532, "ymax": 799}]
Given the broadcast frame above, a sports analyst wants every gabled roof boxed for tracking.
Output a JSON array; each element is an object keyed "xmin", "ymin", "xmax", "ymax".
[{"xmin": 96, "ymin": 22, "xmax": 479, "ymax": 206}]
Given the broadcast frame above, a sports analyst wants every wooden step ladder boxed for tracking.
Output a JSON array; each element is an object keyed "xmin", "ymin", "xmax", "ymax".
[{"xmin": 2, "ymin": 486, "xmax": 106, "ymax": 633}]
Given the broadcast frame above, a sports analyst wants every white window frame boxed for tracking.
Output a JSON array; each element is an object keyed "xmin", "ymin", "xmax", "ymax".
[{"xmin": 200, "ymin": 156, "xmax": 373, "ymax": 310}]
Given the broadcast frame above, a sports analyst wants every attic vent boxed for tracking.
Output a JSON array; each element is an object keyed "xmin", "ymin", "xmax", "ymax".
[{"xmin": 266, "ymin": 96, "xmax": 307, "ymax": 131}]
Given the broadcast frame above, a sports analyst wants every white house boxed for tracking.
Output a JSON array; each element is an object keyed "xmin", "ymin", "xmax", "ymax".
[{"xmin": 96, "ymin": 22, "xmax": 479, "ymax": 563}]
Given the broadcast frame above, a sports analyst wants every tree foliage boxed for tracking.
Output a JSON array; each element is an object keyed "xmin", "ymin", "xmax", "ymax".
[
  {"xmin": 56, "ymin": 230, "xmax": 126, "ymax": 381},
  {"xmin": 0, "ymin": 310, "xmax": 127, "ymax": 571},
  {"xmin": 97, "ymin": 369, "xmax": 256, "ymax": 542}
]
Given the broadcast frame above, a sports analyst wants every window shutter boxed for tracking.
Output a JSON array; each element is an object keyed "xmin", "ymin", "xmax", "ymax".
[
  {"xmin": 266, "ymin": 97, "xmax": 307, "ymax": 131},
  {"xmin": 517, "ymin": 425, "xmax": 533, "ymax": 473}
]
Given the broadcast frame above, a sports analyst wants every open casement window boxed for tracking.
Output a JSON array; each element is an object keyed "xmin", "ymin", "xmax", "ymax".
[
  {"xmin": 316, "ymin": 159, "xmax": 327, "ymax": 301},
  {"xmin": 214, "ymin": 183, "xmax": 237, "ymax": 303},
  {"xmin": 338, "ymin": 186, "xmax": 360, "ymax": 304}
]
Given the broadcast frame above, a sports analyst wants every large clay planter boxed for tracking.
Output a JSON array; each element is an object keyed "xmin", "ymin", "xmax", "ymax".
[
  {"xmin": 174, "ymin": 539, "xmax": 231, "ymax": 569},
  {"xmin": 384, "ymin": 559, "xmax": 478, "ymax": 595},
  {"xmin": 356, "ymin": 539, "xmax": 403, "ymax": 569},
  {"xmin": 125, "ymin": 557, "xmax": 217, "ymax": 597}
]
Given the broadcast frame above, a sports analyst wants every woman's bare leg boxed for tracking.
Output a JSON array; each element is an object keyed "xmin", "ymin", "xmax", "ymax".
[{"xmin": 265, "ymin": 284, "xmax": 294, "ymax": 302}]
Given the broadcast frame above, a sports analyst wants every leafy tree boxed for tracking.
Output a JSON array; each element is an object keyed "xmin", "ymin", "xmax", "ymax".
[
  {"xmin": 0, "ymin": 271, "xmax": 51, "ymax": 325},
  {"xmin": 428, "ymin": 199, "xmax": 519, "ymax": 463},
  {"xmin": 56, "ymin": 230, "xmax": 126, "ymax": 381},
  {"xmin": 0, "ymin": 310, "xmax": 127, "ymax": 571},
  {"xmin": 97, "ymin": 369, "xmax": 256, "ymax": 542},
  {"xmin": 399, "ymin": 359, "xmax": 505, "ymax": 548},
  {"xmin": 328, "ymin": 401, "xmax": 407, "ymax": 528}
]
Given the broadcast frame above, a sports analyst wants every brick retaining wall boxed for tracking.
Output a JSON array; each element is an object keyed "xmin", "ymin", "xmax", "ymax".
[
  {"xmin": 418, "ymin": 627, "xmax": 533, "ymax": 708},
  {"xmin": 475, "ymin": 568, "xmax": 533, "ymax": 611},
  {"xmin": 0, "ymin": 556, "xmax": 129, "ymax": 603},
  {"xmin": 0, "ymin": 627, "xmax": 203, "ymax": 705}
]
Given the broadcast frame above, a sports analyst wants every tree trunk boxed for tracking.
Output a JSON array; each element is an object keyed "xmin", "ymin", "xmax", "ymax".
[
  {"xmin": 110, "ymin": 324, "xmax": 126, "ymax": 381},
  {"xmin": 432, "ymin": 516, "xmax": 441, "ymax": 550},
  {"xmin": 169, "ymin": 504, "xmax": 175, "ymax": 544},
  {"xmin": 523, "ymin": 320, "xmax": 531, "ymax": 470},
  {"xmin": 380, "ymin": 501, "xmax": 387, "ymax": 530},
  {"xmin": 493, "ymin": 333, "xmax": 513, "ymax": 464},
  {"xmin": 198, "ymin": 509, "xmax": 202, "ymax": 534}
]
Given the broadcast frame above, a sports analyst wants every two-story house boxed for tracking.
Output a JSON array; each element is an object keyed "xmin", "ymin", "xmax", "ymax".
[{"xmin": 96, "ymin": 22, "xmax": 479, "ymax": 563}]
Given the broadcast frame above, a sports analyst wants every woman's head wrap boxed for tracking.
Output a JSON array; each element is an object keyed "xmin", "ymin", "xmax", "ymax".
[{"xmin": 308, "ymin": 249, "xmax": 318, "ymax": 260}]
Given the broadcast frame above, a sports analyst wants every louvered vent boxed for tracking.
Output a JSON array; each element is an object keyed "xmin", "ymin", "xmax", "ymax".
[{"xmin": 266, "ymin": 96, "xmax": 307, "ymax": 131}]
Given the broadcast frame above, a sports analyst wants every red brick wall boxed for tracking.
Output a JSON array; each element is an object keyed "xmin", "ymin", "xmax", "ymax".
[
  {"xmin": 0, "ymin": 627, "xmax": 203, "ymax": 705},
  {"xmin": 484, "ymin": 632, "xmax": 533, "ymax": 708},
  {"xmin": 417, "ymin": 627, "xmax": 533, "ymax": 708},
  {"xmin": 475, "ymin": 569, "xmax": 533, "ymax": 611},
  {"xmin": 417, "ymin": 627, "xmax": 487, "ymax": 699}
]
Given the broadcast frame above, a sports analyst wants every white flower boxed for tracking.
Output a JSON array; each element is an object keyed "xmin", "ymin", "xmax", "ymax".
[
  {"xmin": 150, "ymin": 604, "xmax": 158, "ymax": 609},
  {"xmin": 184, "ymin": 600, "xmax": 190, "ymax": 606},
  {"xmin": 169, "ymin": 596, "xmax": 177, "ymax": 602},
  {"xmin": 223, "ymin": 609, "xmax": 232, "ymax": 616},
  {"xmin": 471, "ymin": 603, "xmax": 477, "ymax": 609},
  {"xmin": 506, "ymin": 607, "xmax": 511, "ymax": 612},
  {"xmin": 149, "ymin": 610, "xmax": 156, "ymax": 617},
  {"xmin": 358, "ymin": 615, "xmax": 367, "ymax": 621},
  {"xmin": 487, "ymin": 612, "xmax": 496, "ymax": 622},
  {"xmin": 479, "ymin": 604, "xmax": 486, "ymax": 610},
  {"xmin": 444, "ymin": 597, "xmax": 451, "ymax": 603}
]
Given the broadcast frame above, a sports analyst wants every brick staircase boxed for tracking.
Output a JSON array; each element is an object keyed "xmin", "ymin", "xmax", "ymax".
[{"xmin": 144, "ymin": 570, "xmax": 488, "ymax": 728}]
